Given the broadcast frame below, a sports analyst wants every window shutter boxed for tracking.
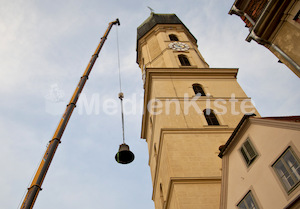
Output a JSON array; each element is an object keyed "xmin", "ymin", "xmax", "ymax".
[
  {"xmin": 241, "ymin": 146, "xmax": 250, "ymax": 165},
  {"xmin": 244, "ymin": 140, "xmax": 256, "ymax": 160},
  {"xmin": 240, "ymin": 139, "xmax": 257, "ymax": 166}
]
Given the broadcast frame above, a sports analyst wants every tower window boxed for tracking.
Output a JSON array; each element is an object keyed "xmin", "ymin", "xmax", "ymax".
[
  {"xmin": 272, "ymin": 147, "xmax": 300, "ymax": 193},
  {"xmin": 160, "ymin": 183, "xmax": 165, "ymax": 207},
  {"xmin": 169, "ymin": 34, "xmax": 179, "ymax": 41},
  {"xmin": 203, "ymin": 109, "xmax": 219, "ymax": 125},
  {"xmin": 178, "ymin": 54, "xmax": 191, "ymax": 66},
  {"xmin": 192, "ymin": 84, "xmax": 206, "ymax": 96}
]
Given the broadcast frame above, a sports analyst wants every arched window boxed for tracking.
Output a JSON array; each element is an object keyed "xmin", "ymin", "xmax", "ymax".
[
  {"xmin": 178, "ymin": 54, "xmax": 191, "ymax": 66},
  {"xmin": 169, "ymin": 34, "xmax": 178, "ymax": 41},
  {"xmin": 154, "ymin": 143, "xmax": 157, "ymax": 156},
  {"xmin": 160, "ymin": 183, "xmax": 164, "ymax": 207},
  {"xmin": 192, "ymin": 83, "xmax": 206, "ymax": 96},
  {"xmin": 203, "ymin": 109, "xmax": 219, "ymax": 125}
]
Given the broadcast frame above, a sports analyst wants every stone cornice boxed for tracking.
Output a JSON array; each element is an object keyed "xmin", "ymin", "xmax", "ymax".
[
  {"xmin": 146, "ymin": 67, "xmax": 238, "ymax": 78},
  {"xmin": 164, "ymin": 177, "xmax": 221, "ymax": 209},
  {"xmin": 250, "ymin": 117, "xmax": 300, "ymax": 131}
]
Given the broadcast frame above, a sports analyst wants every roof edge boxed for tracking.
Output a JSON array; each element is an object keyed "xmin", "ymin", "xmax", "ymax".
[
  {"xmin": 218, "ymin": 113, "xmax": 256, "ymax": 158},
  {"xmin": 136, "ymin": 13, "xmax": 198, "ymax": 64}
]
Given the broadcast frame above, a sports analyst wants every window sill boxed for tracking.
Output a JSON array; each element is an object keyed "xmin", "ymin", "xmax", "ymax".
[
  {"xmin": 179, "ymin": 65, "xmax": 197, "ymax": 68},
  {"xmin": 203, "ymin": 125, "xmax": 228, "ymax": 128},
  {"xmin": 287, "ymin": 181, "xmax": 300, "ymax": 195}
]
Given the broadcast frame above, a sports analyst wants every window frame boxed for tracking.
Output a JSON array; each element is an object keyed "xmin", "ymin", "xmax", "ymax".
[
  {"xmin": 237, "ymin": 190, "xmax": 260, "ymax": 209},
  {"xmin": 240, "ymin": 138, "xmax": 258, "ymax": 167},
  {"xmin": 272, "ymin": 147, "xmax": 300, "ymax": 194}
]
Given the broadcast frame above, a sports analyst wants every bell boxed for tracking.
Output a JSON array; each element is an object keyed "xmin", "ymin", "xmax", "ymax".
[{"xmin": 115, "ymin": 143, "xmax": 135, "ymax": 164}]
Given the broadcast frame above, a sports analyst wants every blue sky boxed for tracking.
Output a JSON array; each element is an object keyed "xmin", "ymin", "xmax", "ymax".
[{"xmin": 0, "ymin": 0, "xmax": 299, "ymax": 209}]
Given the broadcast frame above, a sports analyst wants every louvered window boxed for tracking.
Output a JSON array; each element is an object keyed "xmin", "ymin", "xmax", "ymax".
[{"xmin": 240, "ymin": 138, "xmax": 258, "ymax": 166}]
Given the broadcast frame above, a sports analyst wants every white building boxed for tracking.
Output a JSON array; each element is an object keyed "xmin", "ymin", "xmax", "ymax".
[{"xmin": 219, "ymin": 115, "xmax": 300, "ymax": 209}]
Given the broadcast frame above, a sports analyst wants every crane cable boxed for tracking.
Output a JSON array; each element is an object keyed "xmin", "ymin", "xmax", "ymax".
[{"xmin": 116, "ymin": 26, "xmax": 125, "ymax": 144}]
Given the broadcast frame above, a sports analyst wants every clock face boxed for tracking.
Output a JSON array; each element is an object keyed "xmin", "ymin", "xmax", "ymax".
[{"xmin": 169, "ymin": 42, "xmax": 189, "ymax": 51}]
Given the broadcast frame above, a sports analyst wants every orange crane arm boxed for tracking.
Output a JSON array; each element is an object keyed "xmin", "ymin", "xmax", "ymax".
[{"xmin": 20, "ymin": 19, "xmax": 120, "ymax": 209}]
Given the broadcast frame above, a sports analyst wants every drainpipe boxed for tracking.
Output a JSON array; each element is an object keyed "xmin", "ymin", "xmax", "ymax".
[{"xmin": 229, "ymin": 0, "xmax": 300, "ymax": 74}]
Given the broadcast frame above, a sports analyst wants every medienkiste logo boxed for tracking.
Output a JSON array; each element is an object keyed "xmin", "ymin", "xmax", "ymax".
[{"xmin": 44, "ymin": 85, "xmax": 256, "ymax": 117}]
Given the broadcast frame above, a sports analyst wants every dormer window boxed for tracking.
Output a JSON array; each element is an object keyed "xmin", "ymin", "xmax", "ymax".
[{"xmin": 169, "ymin": 34, "xmax": 179, "ymax": 41}]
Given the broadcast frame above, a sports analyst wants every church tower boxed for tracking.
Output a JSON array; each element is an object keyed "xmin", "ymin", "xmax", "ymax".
[{"xmin": 136, "ymin": 13, "xmax": 259, "ymax": 209}]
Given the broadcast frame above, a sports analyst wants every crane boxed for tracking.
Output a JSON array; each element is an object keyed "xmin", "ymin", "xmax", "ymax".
[{"xmin": 20, "ymin": 18, "xmax": 120, "ymax": 209}]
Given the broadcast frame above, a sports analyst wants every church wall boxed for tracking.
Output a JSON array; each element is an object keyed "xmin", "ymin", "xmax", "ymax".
[
  {"xmin": 138, "ymin": 24, "xmax": 209, "ymax": 68},
  {"xmin": 170, "ymin": 183, "xmax": 221, "ymax": 209},
  {"xmin": 137, "ymin": 13, "xmax": 260, "ymax": 209},
  {"xmin": 150, "ymin": 78, "xmax": 248, "ymax": 98}
]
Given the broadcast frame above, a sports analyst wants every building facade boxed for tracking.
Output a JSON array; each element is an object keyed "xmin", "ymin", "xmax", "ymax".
[
  {"xmin": 229, "ymin": 0, "xmax": 300, "ymax": 78},
  {"xmin": 219, "ymin": 115, "xmax": 300, "ymax": 209},
  {"xmin": 136, "ymin": 13, "xmax": 259, "ymax": 209}
]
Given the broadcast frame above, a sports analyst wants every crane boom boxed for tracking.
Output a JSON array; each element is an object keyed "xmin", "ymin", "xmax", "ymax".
[{"xmin": 20, "ymin": 18, "xmax": 120, "ymax": 209}]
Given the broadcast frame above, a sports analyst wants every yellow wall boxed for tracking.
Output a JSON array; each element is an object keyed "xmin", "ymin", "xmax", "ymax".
[
  {"xmin": 137, "ymin": 20, "xmax": 259, "ymax": 209},
  {"xmin": 137, "ymin": 24, "xmax": 209, "ymax": 69}
]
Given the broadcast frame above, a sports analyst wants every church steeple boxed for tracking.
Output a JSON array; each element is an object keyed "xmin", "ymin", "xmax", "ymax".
[
  {"xmin": 136, "ymin": 13, "xmax": 209, "ymax": 69},
  {"xmin": 136, "ymin": 13, "xmax": 259, "ymax": 209}
]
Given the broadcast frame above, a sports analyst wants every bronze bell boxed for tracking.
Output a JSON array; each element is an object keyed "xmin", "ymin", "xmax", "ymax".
[{"xmin": 115, "ymin": 143, "xmax": 135, "ymax": 164}]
